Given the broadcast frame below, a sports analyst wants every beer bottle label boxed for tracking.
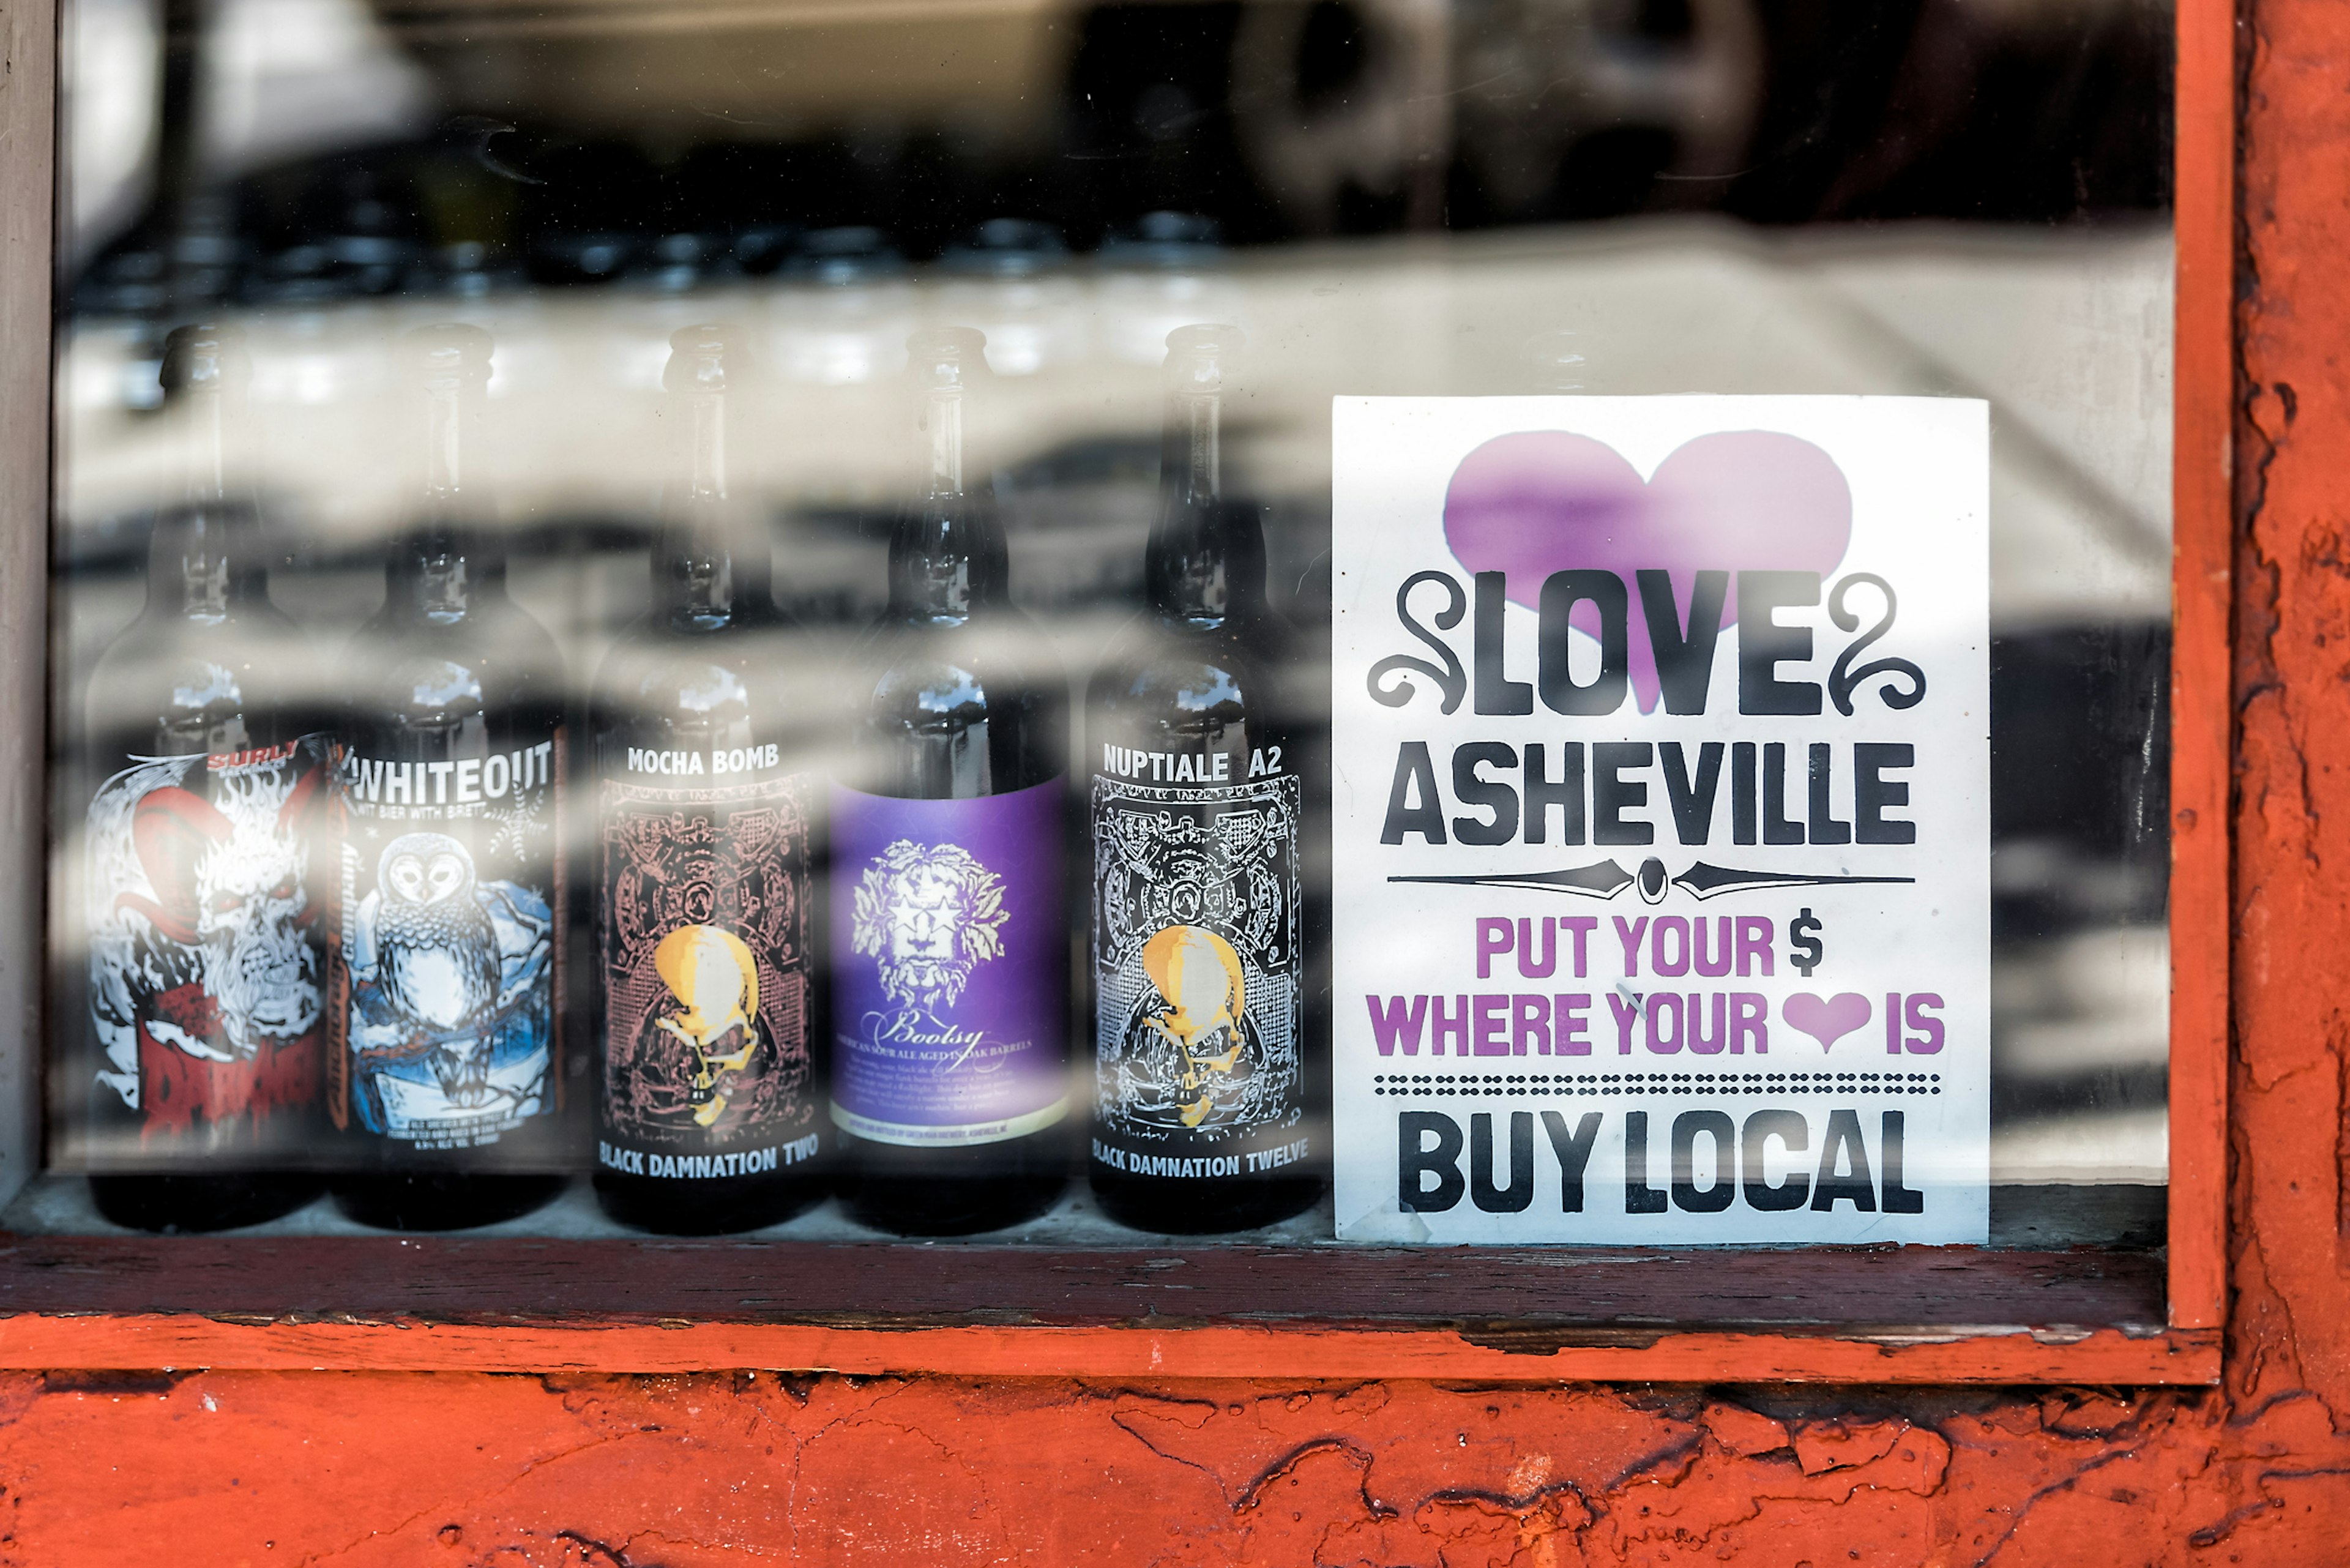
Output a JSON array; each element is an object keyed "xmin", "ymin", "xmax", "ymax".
[
  {"xmin": 329, "ymin": 733, "xmax": 562, "ymax": 1151},
  {"xmin": 84, "ymin": 736, "xmax": 332, "ymax": 1153},
  {"xmin": 828, "ymin": 778, "xmax": 1069, "ymax": 1148},
  {"xmin": 1089, "ymin": 764, "xmax": 1308, "ymax": 1179},
  {"xmin": 595, "ymin": 757, "xmax": 821, "ymax": 1181}
]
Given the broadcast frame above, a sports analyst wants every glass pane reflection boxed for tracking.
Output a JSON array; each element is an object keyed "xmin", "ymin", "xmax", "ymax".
[{"xmin": 46, "ymin": 0, "xmax": 2174, "ymax": 1243}]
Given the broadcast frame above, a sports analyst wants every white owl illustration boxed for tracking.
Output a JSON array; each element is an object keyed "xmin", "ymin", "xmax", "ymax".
[
  {"xmin": 366, "ymin": 832, "xmax": 502, "ymax": 1039},
  {"xmin": 346, "ymin": 824, "xmax": 555, "ymax": 1132}
]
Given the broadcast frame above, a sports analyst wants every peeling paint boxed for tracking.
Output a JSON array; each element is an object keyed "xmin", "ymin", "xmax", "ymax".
[{"xmin": 0, "ymin": 1373, "xmax": 2346, "ymax": 1564}]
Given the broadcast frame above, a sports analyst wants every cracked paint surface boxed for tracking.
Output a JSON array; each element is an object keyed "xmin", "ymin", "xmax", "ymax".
[
  {"xmin": 8, "ymin": 2, "xmax": 2350, "ymax": 1561},
  {"xmin": 0, "ymin": 1375, "xmax": 2348, "ymax": 1564}
]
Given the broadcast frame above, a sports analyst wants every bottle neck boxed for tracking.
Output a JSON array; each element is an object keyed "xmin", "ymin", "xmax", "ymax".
[
  {"xmin": 422, "ymin": 373, "xmax": 469, "ymax": 517},
  {"xmin": 386, "ymin": 523, "xmax": 505, "ymax": 622},
  {"xmin": 686, "ymin": 385, "xmax": 727, "ymax": 507},
  {"xmin": 179, "ymin": 381, "xmax": 240, "ymax": 507},
  {"xmin": 147, "ymin": 378, "xmax": 267, "ymax": 621},
  {"xmin": 649, "ymin": 340, "xmax": 773, "ymax": 627},
  {"xmin": 889, "ymin": 381, "xmax": 1008, "ymax": 618},
  {"xmin": 1146, "ymin": 380, "xmax": 1260, "ymax": 624},
  {"xmin": 144, "ymin": 504, "xmax": 265, "ymax": 622},
  {"xmin": 653, "ymin": 516, "xmax": 771, "ymax": 629},
  {"xmin": 391, "ymin": 342, "xmax": 505, "ymax": 621},
  {"xmin": 925, "ymin": 378, "xmax": 963, "ymax": 498}
]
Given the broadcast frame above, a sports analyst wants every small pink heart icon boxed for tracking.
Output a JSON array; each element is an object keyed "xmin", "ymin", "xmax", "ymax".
[
  {"xmin": 1444, "ymin": 430, "xmax": 1853, "ymax": 712},
  {"xmin": 1782, "ymin": 992, "xmax": 1871, "ymax": 1052}
]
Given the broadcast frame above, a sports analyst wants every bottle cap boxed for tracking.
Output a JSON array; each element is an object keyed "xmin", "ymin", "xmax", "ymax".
[
  {"xmin": 941, "ymin": 218, "xmax": 1067, "ymax": 279},
  {"xmin": 1100, "ymin": 212, "xmax": 1223, "ymax": 270},
  {"xmin": 1163, "ymin": 323, "xmax": 1243, "ymax": 391},
  {"xmin": 906, "ymin": 326, "xmax": 990, "ymax": 389},
  {"xmin": 159, "ymin": 323, "xmax": 250, "ymax": 398},
  {"xmin": 731, "ymin": 222, "xmax": 800, "ymax": 276},
  {"xmin": 791, "ymin": 226, "xmax": 906, "ymax": 286},
  {"xmin": 665, "ymin": 324, "xmax": 741, "ymax": 395},
  {"xmin": 405, "ymin": 323, "xmax": 495, "ymax": 389}
]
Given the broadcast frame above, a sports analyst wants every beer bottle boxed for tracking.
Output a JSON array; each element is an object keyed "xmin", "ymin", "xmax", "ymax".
[
  {"xmin": 81, "ymin": 324, "xmax": 328, "ymax": 1231},
  {"xmin": 591, "ymin": 326, "xmax": 828, "ymax": 1233},
  {"xmin": 328, "ymin": 324, "xmax": 570, "ymax": 1230},
  {"xmin": 830, "ymin": 327, "xmax": 1072, "ymax": 1234},
  {"xmin": 1085, "ymin": 326, "xmax": 1319, "ymax": 1232}
]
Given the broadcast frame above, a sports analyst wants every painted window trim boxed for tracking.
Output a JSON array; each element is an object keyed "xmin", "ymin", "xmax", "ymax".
[
  {"xmin": 0, "ymin": 0, "xmax": 2231, "ymax": 1384},
  {"xmin": 2162, "ymin": 0, "xmax": 2234, "ymax": 1345}
]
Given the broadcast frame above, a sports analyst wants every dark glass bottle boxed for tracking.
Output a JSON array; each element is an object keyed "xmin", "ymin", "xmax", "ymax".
[
  {"xmin": 80, "ymin": 324, "xmax": 327, "ymax": 1233},
  {"xmin": 830, "ymin": 326, "xmax": 1072, "ymax": 1236},
  {"xmin": 1086, "ymin": 325, "xmax": 1320, "ymax": 1233},
  {"xmin": 327, "ymin": 324, "xmax": 570, "ymax": 1230},
  {"xmin": 591, "ymin": 326, "xmax": 829, "ymax": 1234}
]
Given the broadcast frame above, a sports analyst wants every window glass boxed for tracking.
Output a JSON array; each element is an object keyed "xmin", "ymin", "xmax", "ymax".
[{"xmin": 43, "ymin": 0, "xmax": 2172, "ymax": 1247}]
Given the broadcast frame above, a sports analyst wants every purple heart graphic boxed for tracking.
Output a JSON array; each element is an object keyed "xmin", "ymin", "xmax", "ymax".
[
  {"xmin": 1781, "ymin": 992, "xmax": 1871, "ymax": 1053},
  {"xmin": 1443, "ymin": 430, "xmax": 1853, "ymax": 712}
]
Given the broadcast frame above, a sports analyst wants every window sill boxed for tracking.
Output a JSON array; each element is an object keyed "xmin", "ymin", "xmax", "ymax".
[{"xmin": 0, "ymin": 1178, "xmax": 2209, "ymax": 1383}]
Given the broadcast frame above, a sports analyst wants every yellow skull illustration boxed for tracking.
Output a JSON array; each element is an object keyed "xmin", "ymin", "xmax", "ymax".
[
  {"xmin": 652, "ymin": 924, "xmax": 761, "ymax": 1127},
  {"xmin": 1140, "ymin": 925, "xmax": 1248, "ymax": 1128}
]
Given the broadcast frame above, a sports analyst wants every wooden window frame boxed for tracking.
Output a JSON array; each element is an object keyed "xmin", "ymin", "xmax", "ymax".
[{"xmin": 0, "ymin": 0, "xmax": 2233, "ymax": 1382}]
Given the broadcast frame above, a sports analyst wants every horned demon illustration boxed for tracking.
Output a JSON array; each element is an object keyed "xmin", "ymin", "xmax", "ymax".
[
  {"xmin": 346, "ymin": 829, "xmax": 553, "ymax": 1136},
  {"xmin": 86, "ymin": 742, "xmax": 329, "ymax": 1123},
  {"xmin": 849, "ymin": 838, "xmax": 1010, "ymax": 1011}
]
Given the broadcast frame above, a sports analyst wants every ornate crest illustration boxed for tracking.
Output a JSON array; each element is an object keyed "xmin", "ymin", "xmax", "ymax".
[
  {"xmin": 600, "ymin": 780, "xmax": 810, "ymax": 1145},
  {"xmin": 1092, "ymin": 775, "xmax": 1302, "ymax": 1144}
]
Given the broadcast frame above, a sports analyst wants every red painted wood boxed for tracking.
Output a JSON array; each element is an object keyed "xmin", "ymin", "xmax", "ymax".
[
  {"xmin": 2168, "ymin": 0, "xmax": 2236, "ymax": 1335},
  {"xmin": 0, "ymin": 1315, "xmax": 2221, "ymax": 1383},
  {"xmin": 2, "ymin": 1362, "xmax": 2345, "ymax": 1564},
  {"xmin": 2233, "ymin": 0, "xmax": 2350, "ymax": 1424}
]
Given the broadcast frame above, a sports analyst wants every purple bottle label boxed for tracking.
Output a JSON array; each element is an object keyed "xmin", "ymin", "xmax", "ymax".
[{"xmin": 829, "ymin": 778, "xmax": 1069, "ymax": 1147}]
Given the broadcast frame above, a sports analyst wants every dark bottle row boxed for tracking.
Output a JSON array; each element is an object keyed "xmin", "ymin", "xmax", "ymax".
[
  {"xmin": 81, "ymin": 201, "xmax": 1222, "ymax": 334},
  {"xmin": 70, "ymin": 315, "xmax": 1326, "ymax": 1240}
]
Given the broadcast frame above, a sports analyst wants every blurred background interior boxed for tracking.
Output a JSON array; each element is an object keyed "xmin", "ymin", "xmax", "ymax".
[{"xmin": 50, "ymin": 0, "xmax": 2174, "ymax": 1230}]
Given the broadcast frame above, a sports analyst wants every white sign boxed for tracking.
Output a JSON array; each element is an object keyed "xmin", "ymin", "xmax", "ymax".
[{"xmin": 1330, "ymin": 397, "xmax": 1990, "ymax": 1245}]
